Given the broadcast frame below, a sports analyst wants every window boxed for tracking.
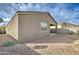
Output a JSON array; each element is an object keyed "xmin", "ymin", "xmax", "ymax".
[{"xmin": 40, "ymin": 22, "xmax": 47, "ymax": 31}]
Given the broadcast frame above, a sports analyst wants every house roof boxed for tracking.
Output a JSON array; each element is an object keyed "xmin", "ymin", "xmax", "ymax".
[{"xmin": 8, "ymin": 11, "xmax": 57, "ymax": 25}]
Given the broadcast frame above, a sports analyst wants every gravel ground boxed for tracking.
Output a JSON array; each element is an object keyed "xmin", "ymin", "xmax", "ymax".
[
  {"xmin": 0, "ymin": 43, "xmax": 79, "ymax": 55},
  {"xmin": 0, "ymin": 34, "xmax": 16, "ymax": 43},
  {"xmin": 0, "ymin": 34, "xmax": 79, "ymax": 55},
  {"xmin": 31, "ymin": 34, "xmax": 79, "ymax": 43},
  {"xmin": 0, "ymin": 44, "xmax": 40, "ymax": 55}
]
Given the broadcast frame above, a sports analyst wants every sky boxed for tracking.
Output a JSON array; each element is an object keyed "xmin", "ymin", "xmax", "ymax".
[{"xmin": 0, "ymin": 3, "xmax": 79, "ymax": 25}]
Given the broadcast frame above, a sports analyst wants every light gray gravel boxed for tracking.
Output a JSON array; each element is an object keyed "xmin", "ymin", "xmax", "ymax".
[
  {"xmin": 0, "ymin": 34, "xmax": 79, "ymax": 55},
  {"xmin": 0, "ymin": 44, "xmax": 40, "ymax": 55}
]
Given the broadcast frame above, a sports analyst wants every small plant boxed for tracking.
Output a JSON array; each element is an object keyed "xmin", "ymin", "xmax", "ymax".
[
  {"xmin": 2, "ymin": 41, "xmax": 16, "ymax": 47},
  {"xmin": 0, "ymin": 26, "xmax": 6, "ymax": 34}
]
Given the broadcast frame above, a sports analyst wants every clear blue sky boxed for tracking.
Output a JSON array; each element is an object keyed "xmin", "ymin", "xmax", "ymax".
[{"xmin": 0, "ymin": 3, "xmax": 79, "ymax": 25}]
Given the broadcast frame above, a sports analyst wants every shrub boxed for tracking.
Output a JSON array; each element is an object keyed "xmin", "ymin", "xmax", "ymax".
[
  {"xmin": 0, "ymin": 18, "xmax": 3, "ymax": 23},
  {"xmin": 2, "ymin": 41, "xmax": 16, "ymax": 47},
  {"xmin": 0, "ymin": 26, "xmax": 6, "ymax": 34}
]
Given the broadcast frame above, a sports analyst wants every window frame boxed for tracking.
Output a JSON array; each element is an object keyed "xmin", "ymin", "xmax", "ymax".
[{"xmin": 40, "ymin": 21, "xmax": 48, "ymax": 32}]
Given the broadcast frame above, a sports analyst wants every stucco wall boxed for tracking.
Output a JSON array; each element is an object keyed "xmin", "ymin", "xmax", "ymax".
[
  {"xmin": 6, "ymin": 15, "xmax": 18, "ymax": 40},
  {"xmin": 18, "ymin": 13, "xmax": 54, "ymax": 42},
  {"xmin": 57, "ymin": 25, "xmax": 61, "ymax": 28},
  {"xmin": 6, "ymin": 12, "xmax": 57, "ymax": 43}
]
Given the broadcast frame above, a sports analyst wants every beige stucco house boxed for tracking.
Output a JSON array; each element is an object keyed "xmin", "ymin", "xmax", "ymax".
[
  {"xmin": 6, "ymin": 11, "xmax": 57, "ymax": 43},
  {"xmin": 61, "ymin": 22, "xmax": 79, "ymax": 34}
]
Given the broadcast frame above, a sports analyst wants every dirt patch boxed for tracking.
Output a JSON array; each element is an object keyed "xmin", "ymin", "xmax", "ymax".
[
  {"xmin": 26, "ymin": 43, "xmax": 79, "ymax": 55},
  {"xmin": 33, "ymin": 45, "xmax": 48, "ymax": 49}
]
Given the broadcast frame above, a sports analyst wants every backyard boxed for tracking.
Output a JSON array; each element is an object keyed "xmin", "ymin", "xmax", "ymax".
[{"xmin": 0, "ymin": 34, "xmax": 79, "ymax": 55}]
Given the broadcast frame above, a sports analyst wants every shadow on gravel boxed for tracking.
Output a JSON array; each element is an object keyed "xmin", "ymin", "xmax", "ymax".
[{"xmin": 0, "ymin": 44, "xmax": 40, "ymax": 55}]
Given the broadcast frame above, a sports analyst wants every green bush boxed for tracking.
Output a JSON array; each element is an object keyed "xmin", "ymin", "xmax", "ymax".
[
  {"xmin": 0, "ymin": 26, "xmax": 5, "ymax": 30},
  {"xmin": 0, "ymin": 26, "xmax": 6, "ymax": 34},
  {"xmin": 2, "ymin": 41, "xmax": 16, "ymax": 47},
  {"xmin": 0, "ymin": 18, "xmax": 3, "ymax": 23}
]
